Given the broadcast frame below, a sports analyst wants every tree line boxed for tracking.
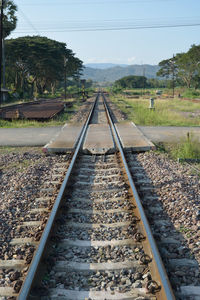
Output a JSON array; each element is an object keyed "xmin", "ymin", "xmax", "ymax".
[
  {"xmin": 3, "ymin": 1, "xmax": 200, "ymax": 96},
  {"xmin": 5, "ymin": 36, "xmax": 83, "ymax": 98},
  {"xmin": 157, "ymin": 44, "xmax": 200, "ymax": 89},
  {"xmin": 1, "ymin": 1, "xmax": 83, "ymax": 100},
  {"xmin": 114, "ymin": 44, "xmax": 200, "ymax": 90},
  {"xmin": 113, "ymin": 75, "xmax": 168, "ymax": 89}
]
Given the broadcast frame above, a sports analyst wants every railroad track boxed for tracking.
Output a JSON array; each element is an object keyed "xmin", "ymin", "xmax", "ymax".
[{"xmin": 0, "ymin": 92, "xmax": 175, "ymax": 299}]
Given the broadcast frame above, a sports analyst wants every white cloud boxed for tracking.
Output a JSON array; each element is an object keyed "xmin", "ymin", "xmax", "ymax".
[
  {"xmin": 127, "ymin": 56, "xmax": 136, "ymax": 64},
  {"xmin": 85, "ymin": 56, "xmax": 137, "ymax": 64},
  {"xmin": 86, "ymin": 58, "xmax": 100, "ymax": 63}
]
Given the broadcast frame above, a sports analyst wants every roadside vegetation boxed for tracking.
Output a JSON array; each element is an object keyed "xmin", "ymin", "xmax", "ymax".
[
  {"xmin": 111, "ymin": 93, "xmax": 200, "ymax": 126},
  {"xmin": 171, "ymin": 138, "xmax": 200, "ymax": 160},
  {"xmin": 118, "ymin": 86, "xmax": 200, "ymax": 100},
  {"xmin": 0, "ymin": 146, "xmax": 40, "ymax": 154},
  {"xmin": 110, "ymin": 83, "xmax": 200, "ymax": 161},
  {"xmin": 155, "ymin": 139, "xmax": 200, "ymax": 168}
]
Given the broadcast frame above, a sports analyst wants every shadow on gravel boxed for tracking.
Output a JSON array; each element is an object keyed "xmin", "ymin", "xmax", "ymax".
[{"xmin": 126, "ymin": 152, "xmax": 200, "ymax": 300}]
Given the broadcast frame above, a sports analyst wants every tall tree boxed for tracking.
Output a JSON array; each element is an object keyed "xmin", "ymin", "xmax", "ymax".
[
  {"xmin": 157, "ymin": 44, "xmax": 200, "ymax": 89},
  {"xmin": 5, "ymin": 36, "xmax": 83, "ymax": 97},
  {"xmin": 1, "ymin": 0, "xmax": 17, "ymax": 98},
  {"xmin": 186, "ymin": 44, "xmax": 200, "ymax": 88},
  {"xmin": 157, "ymin": 57, "xmax": 178, "ymax": 79},
  {"xmin": 175, "ymin": 52, "xmax": 196, "ymax": 88},
  {"xmin": 3, "ymin": 0, "xmax": 17, "ymax": 38}
]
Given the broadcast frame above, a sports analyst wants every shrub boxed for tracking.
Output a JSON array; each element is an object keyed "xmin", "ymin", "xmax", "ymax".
[{"xmin": 170, "ymin": 134, "xmax": 200, "ymax": 159}]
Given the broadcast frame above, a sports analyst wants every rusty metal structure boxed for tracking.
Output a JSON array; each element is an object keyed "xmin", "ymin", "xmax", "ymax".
[{"xmin": 0, "ymin": 99, "xmax": 65, "ymax": 120}]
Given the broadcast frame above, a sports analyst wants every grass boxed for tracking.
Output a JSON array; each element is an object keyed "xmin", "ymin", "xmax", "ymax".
[
  {"xmin": 179, "ymin": 226, "xmax": 192, "ymax": 238},
  {"xmin": 116, "ymin": 87, "xmax": 200, "ymax": 99},
  {"xmin": 155, "ymin": 137, "xmax": 200, "ymax": 161},
  {"xmin": 0, "ymin": 146, "xmax": 40, "ymax": 154},
  {"xmin": 182, "ymin": 89, "xmax": 200, "ymax": 99},
  {"xmin": 155, "ymin": 139, "xmax": 200, "ymax": 178},
  {"xmin": 0, "ymin": 99, "xmax": 82, "ymax": 128},
  {"xmin": 111, "ymin": 95, "xmax": 200, "ymax": 126},
  {"xmin": 170, "ymin": 136, "xmax": 200, "ymax": 160}
]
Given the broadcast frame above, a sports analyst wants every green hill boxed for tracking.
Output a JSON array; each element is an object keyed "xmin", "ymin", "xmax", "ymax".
[{"xmin": 82, "ymin": 64, "xmax": 160, "ymax": 83}]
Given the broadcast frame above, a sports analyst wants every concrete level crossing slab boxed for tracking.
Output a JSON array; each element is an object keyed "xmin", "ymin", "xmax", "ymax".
[
  {"xmin": 82, "ymin": 124, "xmax": 115, "ymax": 154},
  {"xmin": 43, "ymin": 123, "xmax": 83, "ymax": 153},
  {"xmin": 0, "ymin": 127, "xmax": 61, "ymax": 147},
  {"xmin": 115, "ymin": 122, "xmax": 155, "ymax": 151},
  {"xmin": 138, "ymin": 126, "xmax": 200, "ymax": 143}
]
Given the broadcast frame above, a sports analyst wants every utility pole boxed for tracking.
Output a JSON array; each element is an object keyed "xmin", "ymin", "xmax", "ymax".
[
  {"xmin": 172, "ymin": 54, "xmax": 175, "ymax": 98},
  {"xmin": 64, "ymin": 57, "xmax": 68, "ymax": 100},
  {"xmin": 2, "ymin": 34, "xmax": 5, "ymax": 88},
  {"xmin": 143, "ymin": 66, "xmax": 146, "ymax": 96},
  {"xmin": 0, "ymin": 0, "xmax": 4, "ymax": 107}
]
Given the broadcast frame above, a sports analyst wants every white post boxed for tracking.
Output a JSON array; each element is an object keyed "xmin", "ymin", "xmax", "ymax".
[{"xmin": 149, "ymin": 98, "xmax": 155, "ymax": 109}]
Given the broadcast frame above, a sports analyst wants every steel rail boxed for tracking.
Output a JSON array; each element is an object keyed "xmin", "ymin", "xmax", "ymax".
[
  {"xmin": 17, "ymin": 93, "xmax": 99, "ymax": 300},
  {"xmin": 102, "ymin": 92, "xmax": 175, "ymax": 300}
]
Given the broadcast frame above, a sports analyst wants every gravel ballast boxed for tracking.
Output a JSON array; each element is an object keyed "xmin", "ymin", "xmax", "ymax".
[
  {"xmin": 0, "ymin": 148, "xmax": 69, "ymax": 298},
  {"xmin": 0, "ymin": 148, "xmax": 68, "ymax": 243},
  {"xmin": 0, "ymin": 110, "xmax": 200, "ymax": 300},
  {"xmin": 128, "ymin": 151, "xmax": 200, "ymax": 297}
]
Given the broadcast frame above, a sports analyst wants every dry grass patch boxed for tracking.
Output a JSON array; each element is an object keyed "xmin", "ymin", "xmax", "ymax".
[{"xmin": 111, "ymin": 95, "xmax": 200, "ymax": 126}]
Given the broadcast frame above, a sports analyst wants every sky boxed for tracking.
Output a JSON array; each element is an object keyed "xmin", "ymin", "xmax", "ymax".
[{"xmin": 9, "ymin": 0, "xmax": 200, "ymax": 65}]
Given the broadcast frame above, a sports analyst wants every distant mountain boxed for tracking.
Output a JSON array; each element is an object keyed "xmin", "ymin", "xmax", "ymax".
[
  {"xmin": 82, "ymin": 64, "xmax": 160, "ymax": 83},
  {"xmin": 85, "ymin": 63, "xmax": 128, "ymax": 69}
]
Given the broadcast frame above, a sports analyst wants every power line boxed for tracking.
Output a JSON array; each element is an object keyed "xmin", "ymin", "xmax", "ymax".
[
  {"xmin": 18, "ymin": 7, "xmax": 40, "ymax": 35},
  {"xmin": 12, "ymin": 22, "xmax": 200, "ymax": 33},
  {"xmin": 15, "ymin": 15, "xmax": 200, "ymax": 27},
  {"xmin": 19, "ymin": 0, "xmax": 174, "ymax": 6}
]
